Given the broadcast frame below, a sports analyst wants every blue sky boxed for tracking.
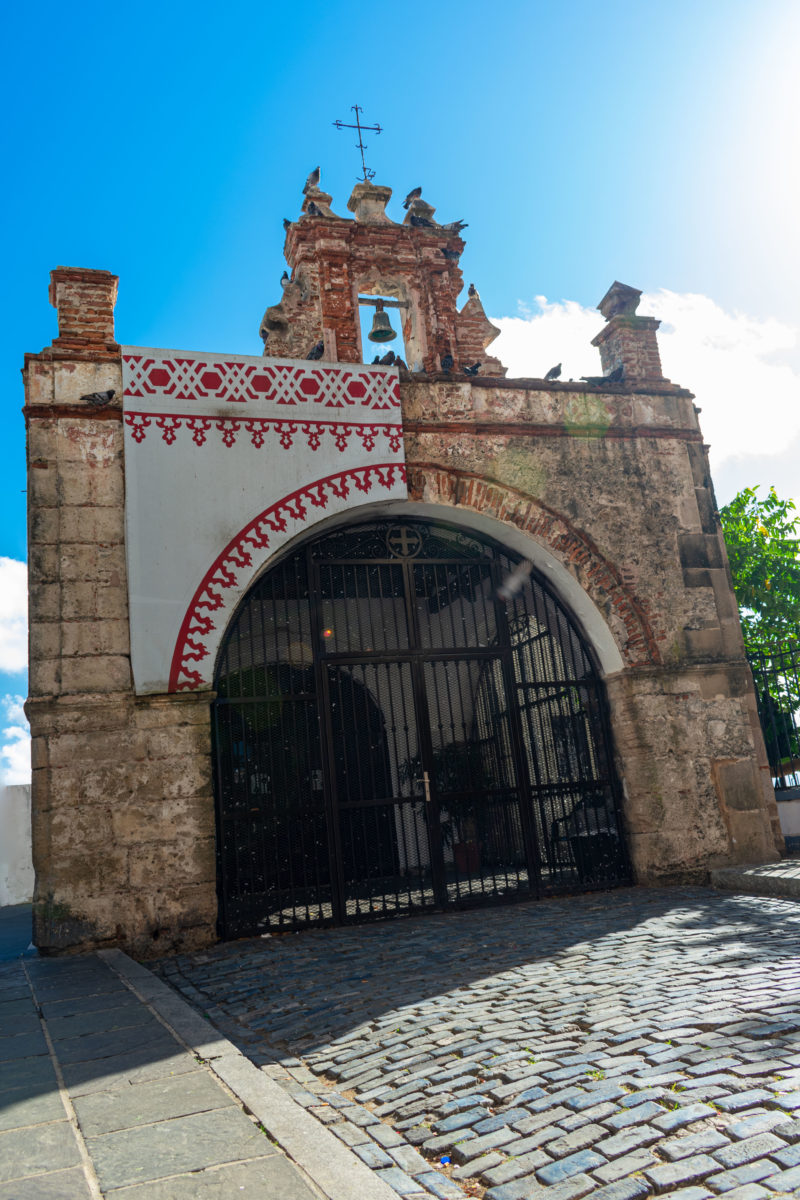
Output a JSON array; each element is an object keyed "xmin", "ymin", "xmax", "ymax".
[{"xmin": 2, "ymin": 0, "xmax": 799, "ymax": 780}]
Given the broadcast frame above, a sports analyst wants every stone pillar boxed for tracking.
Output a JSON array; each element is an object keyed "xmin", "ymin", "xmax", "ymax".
[
  {"xmin": 24, "ymin": 268, "xmax": 218, "ymax": 957},
  {"xmin": 591, "ymin": 280, "xmax": 666, "ymax": 384}
]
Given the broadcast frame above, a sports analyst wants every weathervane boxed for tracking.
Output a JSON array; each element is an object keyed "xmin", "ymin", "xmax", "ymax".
[{"xmin": 333, "ymin": 105, "xmax": 382, "ymax": 182}]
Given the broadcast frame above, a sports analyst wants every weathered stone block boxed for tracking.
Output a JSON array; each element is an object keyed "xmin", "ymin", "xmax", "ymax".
[
  {"xmin": 61, "ymin": 620, "xmax": 130, "ymax": 658},
  {"xmin": 60, "ymin": 654, "xmax": 131, "ymax": 694}
]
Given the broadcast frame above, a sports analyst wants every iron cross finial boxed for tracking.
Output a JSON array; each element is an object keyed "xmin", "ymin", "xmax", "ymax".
[{"xmin": 333, "ymin": 105, "xmax": 382, "ymax": 182}]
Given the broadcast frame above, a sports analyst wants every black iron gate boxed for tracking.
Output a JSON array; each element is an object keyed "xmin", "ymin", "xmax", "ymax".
[
  {"xmin": 212, "ymin": 519, "xmax": 630, "ymax": 937},
  {"xmin": 748, "ymin": 640, "xmax": 800, "ymax": 794}
]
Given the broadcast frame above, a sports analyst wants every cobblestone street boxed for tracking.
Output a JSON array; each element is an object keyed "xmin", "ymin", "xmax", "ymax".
[{"xmin": 157, "ymin": 888, "xmax": 800, "ymax": 1200}]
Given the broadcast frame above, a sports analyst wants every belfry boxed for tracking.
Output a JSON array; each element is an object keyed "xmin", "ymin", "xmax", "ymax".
[{"xmin": 23, "ymin": 170, "xmax": 782, "ymax": 955}]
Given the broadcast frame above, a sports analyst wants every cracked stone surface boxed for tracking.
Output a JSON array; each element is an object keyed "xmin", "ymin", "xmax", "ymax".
[{"xmin": 155, "ymin": 887, "xmax": 800, "ymax": 1199}]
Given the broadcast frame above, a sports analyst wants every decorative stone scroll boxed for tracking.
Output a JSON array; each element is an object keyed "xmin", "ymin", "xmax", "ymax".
[{"xmin": 122, "ymin": 349, "xmax": 406, "ymax": 694}]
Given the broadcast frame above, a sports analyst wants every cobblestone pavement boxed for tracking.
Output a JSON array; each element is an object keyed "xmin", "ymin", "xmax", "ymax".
[{"xmin": 156, "ymin": 888, "xmax": 800, "ymax": 1200}]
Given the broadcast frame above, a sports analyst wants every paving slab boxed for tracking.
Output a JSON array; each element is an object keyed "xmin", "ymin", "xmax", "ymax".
[
  {"xmin": 0, "ymin": 1166, "xmax": 94, "ymax": 1200},
  {"xmin": 86, "ymin": 1105, "xmax": 270, "ymax": 1190},
  {"xmin": 71, "ymin": 1067, "xmax": 235, "ymax": 1136},
  {"xmin": 111, "ymin": 1156, "xmax": 321, "ymax": 1198}
]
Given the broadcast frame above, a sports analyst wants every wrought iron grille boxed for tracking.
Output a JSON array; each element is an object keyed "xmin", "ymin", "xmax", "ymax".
[
  {"xmin": 748, "ymin": 640, "xmax": 800, "ymax": 794},
  {"xmin": 212, "ymin": 519, "xmax": 631, "ymax": 937}
]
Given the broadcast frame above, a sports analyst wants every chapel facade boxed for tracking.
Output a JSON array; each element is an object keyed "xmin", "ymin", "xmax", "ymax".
[{"xmin": 23, "ymin": 176, "xmax": 783, "ymax": 956}]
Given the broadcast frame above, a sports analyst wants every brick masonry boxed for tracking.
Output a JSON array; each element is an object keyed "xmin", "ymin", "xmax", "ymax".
[{"xmin": 22, "ymin": 181, "xmax": 783, "ymax": 955}]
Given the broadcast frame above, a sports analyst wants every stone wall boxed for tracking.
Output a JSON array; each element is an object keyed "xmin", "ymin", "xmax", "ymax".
[{"xmin": 402, "ymin": 375, "xmax": 783, "ymax": 879}]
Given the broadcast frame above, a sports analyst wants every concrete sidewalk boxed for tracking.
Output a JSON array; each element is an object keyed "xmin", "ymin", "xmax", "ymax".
[{"xmin": 0, "ymin": 946, "xmax": 396, "ymax": 1199}]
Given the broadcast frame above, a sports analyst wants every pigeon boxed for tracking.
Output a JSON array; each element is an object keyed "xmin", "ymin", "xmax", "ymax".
[
  {"xmin": 379, "ymin": 350, "xmax": 396, "ymax": 366},
  {"xmin": 303, "ymin": 166, "xmax": 320, "ymax": 194},
  {"xmin": 497, "ymin": 560, "xmax": 533, "ymax": 602},
  {"xmin": 306, "ymin": 201, "xmax": 323, "ymax": 217},
  {"xmin": 410, "ymin": 215, "xmax": 434, "ymax": 228},
  {"xmin": 468, "ymin": 283, "xmax": 478, "ymax": 298},
  {"xmin": 463, "ymin": 362, "xmax": 481, "ymax": 376},
  {"xmin": 581, "ymin": 364, "xmax": 624, "ymax": 386},
  {"xmin": 403, "ymin": 187, "xmax": 422, "ymax": 209},
  {"xmin": 81, "ymin": 389, "xmax": 116, "ymax": 407},
  {"xmin": 442, "ymin": 220, "xmax": 468, "ymax": 234},
  {"xmin": 306, "ymin": 341, "xmax": 324, "ymax": 360},
  {"xmin": 394, "ymin": 355, "xmax": 407, "ymax": 370},
  {"xmin": 544, "ymin": 363, "xmax": 561, "ymax": 381},
  {"xmin": 283, "ymin": 218, "xmax": 291, "ymax": 231},
  {"xmin": 280, "ymin": 271, "xmax": 290, "ymax": 289},
  {"xmin": 372, "ymin": 354, "xmax": 381, "ymax": 364},
  {"xmin": 440, "ymin": 248, "xmax": 460, "ymax": 261},
  {"xmin": 440, "ymin": 353, "xmax": 454, "ymax": 372}
]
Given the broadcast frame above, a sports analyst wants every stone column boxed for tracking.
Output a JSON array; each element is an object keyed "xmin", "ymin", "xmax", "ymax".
[
  {"xmin": 591, "ymin": 280, "xmax": 666, "ymax": 384},
  {"xmin": 24, "ymin": 269, "xmax": 217, "ymax": 956}
]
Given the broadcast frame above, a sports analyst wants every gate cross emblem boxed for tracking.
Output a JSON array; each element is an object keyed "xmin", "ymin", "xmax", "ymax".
[{"xmin": 386, "ymin": 525, "xmax": 422, "ymax": 558}]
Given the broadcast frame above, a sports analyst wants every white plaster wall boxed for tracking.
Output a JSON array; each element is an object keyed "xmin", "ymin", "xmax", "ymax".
[
  {"xmin": 122, "ymin": 349, "xmax": 406, "ymax": 694},
  {"xmin": 0, "ymin": 785, "xmax": 34, "ymax": 906},
  {"xmin": 778, "ymin": 797, "xmax": 800, "ymax": 838}
]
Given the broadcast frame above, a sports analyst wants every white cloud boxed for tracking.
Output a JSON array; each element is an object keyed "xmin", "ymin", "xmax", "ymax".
[
  {"xmin": 0, "ymin": 558, "xmax": 27, "ymax": 674},
  {"xmin": 0, "ymin": 695, "xmax": 30, "ymax": 786},
  {"xmin": 492, "ymin": 292, "xmax": 800, "ymax": 506}
]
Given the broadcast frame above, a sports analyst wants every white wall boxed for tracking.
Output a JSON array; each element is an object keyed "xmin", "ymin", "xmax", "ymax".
[{"xmin": 0, "ymin": 784, "xmax": 34, "ymax": 906}]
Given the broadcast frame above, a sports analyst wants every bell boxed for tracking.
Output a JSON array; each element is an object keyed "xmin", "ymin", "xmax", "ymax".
[{"xmin": 368, "ymin": 301, "xmax": 397, "ymax": 343}]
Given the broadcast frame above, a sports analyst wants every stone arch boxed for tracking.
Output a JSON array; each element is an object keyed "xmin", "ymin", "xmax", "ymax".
[{"xmin": 405, "ymin": 464, "xmax": 661, "ymax": 669}]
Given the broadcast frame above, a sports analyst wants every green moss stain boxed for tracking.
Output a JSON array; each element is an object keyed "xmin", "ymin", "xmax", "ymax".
[
  {"xmin": 492, "ymin": 446, "xmax": 548, "ymax": 495},
  {"xmin": 564, "ymin": 393, "xmax": 611, "ymax": 437}
]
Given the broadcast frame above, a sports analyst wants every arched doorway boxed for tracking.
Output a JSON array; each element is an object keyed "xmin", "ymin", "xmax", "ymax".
[{"xmin": 212, "ymin": 518, "xmax": 631, "ymax": 937}]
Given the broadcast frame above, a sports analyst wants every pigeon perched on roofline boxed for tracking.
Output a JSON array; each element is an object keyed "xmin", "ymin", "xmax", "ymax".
[
  {"xmin": 303, "ymin": 166, "xmax": 320, "ymax": 194},
  {"xmin": 581, "ymin": 364, "xmax": 624, "ymax": 385},
  {"xmin": 283, "ymin": 217, "xmax": 292, "ymax": 231},
  {"xmin": 440, "ymin": 248, "xmax": 460, "ymax": 261},
  {"xmin": 442, "ymin": 220, "xmax": 468, "ymax": 234},
  {"xmin": 440, "ymin": 353, "xmax": 454, "ymax": 372},
  {"xmin": 280, "ymin": 271, "xmax": 290, "ymax": 289},
  {"xmin": 468, "ymin": 283, "xmax": 478, "ymax": 298},
  {"xmin": 544, "ymin": 363, "xmax": 561, "ymax": 381},
  {"xmin": 394, "ymin": 355, "xmax": 407, "ymax": 370},
  {"xmin": 463, "ymin": 362, "xmax": 481, "ymax": 376},
  {"xmin": 410, "ymin": 214, "xmax": 435, "ymax": 228},
  {"xmin": 403, "ymin": 187, "xmax": 422, "ymax": 209},
  {"xmin": 306, "ymin": 201, "xmax": 324, "ymax": 217},
  {"xmin": 306, "ymin": 341, "xmax": 324, "ymax": 360},
  {"xmin": 379, "ymin": 350, "xmax": 396, "ymax": 366}
]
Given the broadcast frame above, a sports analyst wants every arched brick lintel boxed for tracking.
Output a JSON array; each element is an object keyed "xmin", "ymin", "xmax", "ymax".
[{"xmin": 407, "ymin": 463, "xmax": 661, "ymax": 668}]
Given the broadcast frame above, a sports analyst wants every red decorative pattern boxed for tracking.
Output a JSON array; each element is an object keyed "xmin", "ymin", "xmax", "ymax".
[
  {"xmin": 123, "ymin": 355, "xmax": 399, "ymax": 410},
  {"xmin": 124, "ymin": 412, "xmax": 402, "ymax": 454},
  {"xmin": 168, "ymin": 463, "xmax": 407, "ymax": 692}
]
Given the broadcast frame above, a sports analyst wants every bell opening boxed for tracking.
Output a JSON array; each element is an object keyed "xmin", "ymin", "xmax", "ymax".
[
  {"xmin": 358, "ymin": 294, "xmax": 410, "ymax": 366},
  {"xmin": 368, "ymin": 301, "xmax": 397, "ymax": 344}
]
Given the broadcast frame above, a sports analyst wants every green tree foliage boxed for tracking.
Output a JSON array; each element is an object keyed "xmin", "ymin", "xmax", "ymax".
[{"xmin": 719, "ymin": 485, "xmax": 800, "ymax": 651}]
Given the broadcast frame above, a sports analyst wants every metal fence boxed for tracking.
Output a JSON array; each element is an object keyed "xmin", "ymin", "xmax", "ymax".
[{"xmin": 748, "ymin": 640, "xmax": 800, "ymax": 794}]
